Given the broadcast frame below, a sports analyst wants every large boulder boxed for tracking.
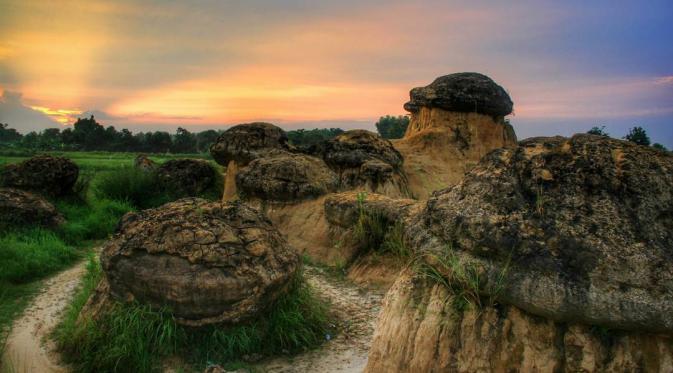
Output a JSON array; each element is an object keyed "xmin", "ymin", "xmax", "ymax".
[
  {"xmin": 237, "ymin": 153, "xmax": 338, "ymax": 202},
  {"xmin": 209, "ymin": 122, "xmax": 291, "ymax": 167},
  {"xmin": 133, "ymin": 154, "xmax": 157, "ymax": 172},
  {"xmin": 1, "ymin": 155, "xmax": 79, "ymax": 196},
  {"xmin": 156, "ymin": 159, "xmax": 215, "ymax": 196},
  {"xmin": 396, "ymin": 72, "xmax": 517, "ymax": 199},
  {"xmin": 0, "ymin": 188, "xmax": 64, "ymax": 228},
  {"xmin": 100, "ymin": 198, "xmax": 299, "ymax": 326},
  {"xmin": 403, "ymin": 72, "xmax": 513, "ymax": 117},
  {"xmin": 365, "ymin": 134, "xmax": 673, "ymax": 371},
  {"xmin": 321, "ymin": 130, "xmax": 409, "ymax": 197}
]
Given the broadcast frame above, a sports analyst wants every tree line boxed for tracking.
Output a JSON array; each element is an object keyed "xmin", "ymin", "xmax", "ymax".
[{"xmin": 588, "ymin": 125, "xmax": 668, "ymax": 151}]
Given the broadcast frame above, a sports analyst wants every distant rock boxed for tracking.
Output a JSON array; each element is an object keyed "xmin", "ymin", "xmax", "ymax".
[
  {"xmin": 403, "ymin": 72, "xmax": 513, "ymax": 117},
  {"xmin": 133, "ymin": 154, "xmax": 157, "ymax": 172},
  {"xmin": 1, "ymin": 155, "xmax": 79, "ymax": 196},
  {"xmin": 0, "ymin": 188, "xmax": 64, "ymax": 228},
  {"xmin": 99, "ymin": 198, "xmax": 299, "ymax": 326},
  {"xmin": 156, "ymin": 159, "xmax": 215, "ymax": 196},
  {"xmin": 210, "ymin": 122, "xmax": 291, "ymax": 167},
  {"xmin": 237, "ymin": 152, "xmax": 338, "ymax": 202},
  {"xmin": 321, "ymin": 130, "xmax": 409, "ymax": 197}
]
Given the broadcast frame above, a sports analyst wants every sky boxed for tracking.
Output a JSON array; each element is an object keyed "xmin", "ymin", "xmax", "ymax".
[{"xmin": 0, "ymin": 0, "xmax": 672, "ymax": 147}]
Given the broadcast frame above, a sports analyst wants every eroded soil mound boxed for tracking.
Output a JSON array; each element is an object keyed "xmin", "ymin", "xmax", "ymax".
[
  {"xmin": 156, "ymin": 159, "xmax": 216, "ymax": 196},
  {"xmin": 0, "ymin": 187, "xmax": 64, "ymax": 228},
  {"xmin": 99, "ymin": 198, "xmax": 299, "ymax": 326}
]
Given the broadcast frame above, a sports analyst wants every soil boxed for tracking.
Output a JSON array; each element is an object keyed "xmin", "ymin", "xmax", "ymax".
[
  {"xmin": 2, "ymin": 261, "xmax": 86, "ymax": 373},
  {"xmin": 1, "ymin": 262, "xmax": 384, "ymax": 373}
]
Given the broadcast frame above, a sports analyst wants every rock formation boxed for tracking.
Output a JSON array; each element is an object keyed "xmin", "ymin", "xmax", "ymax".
[
  {"xmin": 320, "ymin": 130, "xmax": 409, "ymax": 198},
  {"xmin": 156, "ymin": 159, "xmax": 216, "ymax": 196},
  {"xmin": 0, "ymin": 188, "xmax": 65, "ymax": 228},
  {"xmin": 357, "ymin": 134, "xmax": 673, "ymax": 372},
  {"xmin": 394, "ymin": 72, "xmax": 517, "ymax": 199},
  {"xmin": 237, "ymin": 152, "xmax": 338, "ymax": 202},
  {"xmin": 133, "ymin": 154, "xmax": 157, "ymax": 172},
  {"xmin": 0, "ymin": 155, "xmax": 79, "ymax": 196},
  {"xmin": 96, "ymin": 198, "xmax": 299, "ymax": 326}
]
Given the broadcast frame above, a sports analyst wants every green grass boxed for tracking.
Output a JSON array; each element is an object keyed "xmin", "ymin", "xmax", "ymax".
[
  {"xmin": 352, "ymin": 192, "xmax": 410, "ymax": 258},
  {"xmin": 418, "ymin": 247, "xmax": 510, "ymax": 313},
  {"xmin": 55, "ymin": 261, "xmax": 332, "ymax": 373}
]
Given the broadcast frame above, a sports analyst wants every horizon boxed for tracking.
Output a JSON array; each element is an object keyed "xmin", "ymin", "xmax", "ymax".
[{"xmin": 1, "ymin": 0, "xmax": 672, "ymax": 147}]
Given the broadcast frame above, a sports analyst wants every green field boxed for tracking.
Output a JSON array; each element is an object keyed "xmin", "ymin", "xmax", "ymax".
[{"xmin": 0, "ymin": 151, "xmax": 223, "ymax": 354}]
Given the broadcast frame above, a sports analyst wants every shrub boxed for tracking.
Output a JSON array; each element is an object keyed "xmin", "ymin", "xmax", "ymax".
[
  {"xmin": 57, "ymin": 199, "xmax": 133, "ymax": 244},
  {"xmin": 352, "ymin": 192, "xmax": 409, "ymax": 257},
  {"xmin": 55, "ymin": 264, "xmax": 331, "ymax": 373}
]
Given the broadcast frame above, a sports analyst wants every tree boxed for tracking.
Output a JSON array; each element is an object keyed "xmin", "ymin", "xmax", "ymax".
[
  {"xmin": 172, "ymin": 127, "xmax": 197, "ymax": 153},
  {"xmin": 652, "ymin": 143, "xmax": 668, "ymax": 151},
  {"xmin": 72, "ymin": 115, "xmax": 106, "ymax": 150},
  {"xmin": 375, "ymin": 115, "xmax": 409, "ymax": 139},
  {"xmin": 624, "ymin": 126, "xmax": 651, "ymax": 146},
  {"xmin": 195, "ymin": 130, "xmax": 220, "ymax": 153},
  {"xmin": 145, "ymin": 131, "xmax": 172, "ymax": 153},
  {"xmin": 587, "ymin": 126, "xmax": 609, "ymax": 137},
  {"xmin": 286, "ymin": 128, "xmax": 344, "ymax": 148},
  {"xmin": 0, "ymin": 123, "xmax": 22, "ymax": 143}
]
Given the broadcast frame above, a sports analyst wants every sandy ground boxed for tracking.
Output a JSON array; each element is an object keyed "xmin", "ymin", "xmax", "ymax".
[
  {"xmin": 1, "ymin": 263, "xmax": 383, "ymax": 373},
  {"xmin": 2, "ymin": 262, "xmax": 86, "ymax": 373},
  {"xmin": 255, "ymin": 266, "xmax": 383, "ymax": 373}
]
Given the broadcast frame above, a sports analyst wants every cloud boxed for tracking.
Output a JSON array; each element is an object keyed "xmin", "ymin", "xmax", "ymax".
[{"xmin": 0, "ymin": 90, "xmax": 62, "ymax": 133}]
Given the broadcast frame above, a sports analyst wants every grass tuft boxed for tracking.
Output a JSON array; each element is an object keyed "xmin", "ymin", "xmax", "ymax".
[
  {"xmin": 93, "ymin": 167, "xmax": 168, "ymax": 209},
  {"xmin": 352, "ymin": 192, "xmax": 409, "ymax": 257},
  {"xmin": 55, "ymin": 262, "xmax": 332, "ymax": 373}
]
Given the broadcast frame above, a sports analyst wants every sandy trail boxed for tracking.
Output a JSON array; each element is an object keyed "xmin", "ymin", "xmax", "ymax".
[
  {"xmin": 256, "ymin": 266, "xmax": 383, "ymax": 373},
  {"xmin": 2, "ymin": 262, "xmax": 86, "ymax": 373},
  {"xmin": 1, "ymin": 262, "xmax": 383, "ymax": 373}
]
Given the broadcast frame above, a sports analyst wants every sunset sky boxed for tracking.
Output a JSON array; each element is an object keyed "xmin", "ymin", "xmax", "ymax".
[{"xmin": 0, "ymin": 0, "xmax": 672, "ymax": 146}]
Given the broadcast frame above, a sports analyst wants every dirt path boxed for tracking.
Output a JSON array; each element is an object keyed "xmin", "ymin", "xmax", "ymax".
[
  {"xmin": 256, "ymin": 266, "xmax": 384, "ymax": 373},
  {"xmin": 1, "ymin": 263, "xmax": 383, "ymax": 373},
  {"xmin": 2, "ymin": 262, "xmax": 86, "ymax": 373}
]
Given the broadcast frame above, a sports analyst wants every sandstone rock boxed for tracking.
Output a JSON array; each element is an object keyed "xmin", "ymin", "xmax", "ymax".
[
  {"xmin": 366, "ymin": 270, "xmax": 673, "ymax": 373},
  {"xmin": 403, "ymin": 72, "xmax": 513, "ymax": 117},
  {"xmin": 209, "ymin": 122, "xmax": 291, "ymax": 167},
  {"xmin": 0, "ymin": 188, "xmax": 64, "ymax": 228},
  {"xmin": 237, "ymin": 153, "xmax": 337, "ymax": 202},
  {"xmin": 0, "ymin": 155, "xmax": 79, "ymax": 196},
  {"xmin": 156, "ymin": 159, "xmax": 215, "ymax": 196},
  {"xmin": 324, "ymin": 191, "xmax": 419, "ymax": 229},
  {"xmin": 321, "ymin": 130, "xmax": 409, "ymax": 197},
  {"xmin": 409, "ymin": 134, "xmax": 673, "ymax": 333},
  {"xmin": 133, "ymin": 154, "xmax": 157, "ymax": 172},
  {"xmin": 99, "ymin": 198, "xmax": 299, "ymax": 326},
  {"xmin": 395, "ymin": 72, "xmax": 517, "ymax": 199}
]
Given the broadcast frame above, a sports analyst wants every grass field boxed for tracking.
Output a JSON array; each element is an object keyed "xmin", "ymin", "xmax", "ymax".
[{"xmin": 0, "ymin": 150, "xmax": 222, "ymax": 354}]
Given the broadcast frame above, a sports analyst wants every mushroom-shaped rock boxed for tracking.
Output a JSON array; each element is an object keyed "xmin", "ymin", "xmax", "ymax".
[
  {"xmin": 209, "ymin": 122, "xmax": 290, "ymax": 167},
  {"xmin": 403, "ymin": 72, "xmax": 513, "ymax": 117},
  {"xmin": 134, "ymin": 154, "xmax": 157, "ymax": 172},
  {"xmin": 0, "ymin": 188, "xmax": 64, "ymax": 228},
  {"xmin": 365, "ymin": 134, "xmax": 673, "ymax": 372},
  {"xmin": 156, "ymin": 159, "xmax": 215, "ymax": 196},
  {"xmin": 100, "ymin": 198, "xmax": 299, "ymax": 326},
  {"xmin": 396, "ymin": 72, "xmax": 517, "ymax": 198},
  {"xmin": 321, "ymin": 130, "xmax": 409, "ymax": 197},
  {"xmin": 237, "ymin": 153, "xmax": 338, "ymax": 202},
  {"xmin": 1, "ymin": 155, "xmax": 79, "ymax": 196}
]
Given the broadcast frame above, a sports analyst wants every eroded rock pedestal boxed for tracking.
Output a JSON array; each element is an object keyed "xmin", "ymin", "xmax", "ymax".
[
  {"xmin": 92, "ymin": 198, "xmax": 299, "ymax": 326},
  {"xmin": 364, "ymin": 134, "xmax": 673, "ymax": 372},
  {"xmin": 395, "ymin": 72, "xmax": 517, "ymax": 198}
]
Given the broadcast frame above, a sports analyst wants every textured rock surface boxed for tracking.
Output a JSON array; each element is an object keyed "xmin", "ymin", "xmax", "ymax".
[
  {"xmin": 410, "ymin": 134, "xmax": 673, "ymax": 332},
  {"xmin": 209, "ymin": 122, "xmax": 291, "ymax": 166},
  {"xmin": 0, "ymin": 188, "xmax": 64, "ymax": 228},
  {"xmin": 365, "ymin": 134, "xmax": 673, "ymax": 371},
  {"xmin": 396, "ymin": 73, "xmax": 517, "ymax": 199},
  {"xmin": 366, "ymin": 271, "xmax": 673, "ymax": 373},
  {"xmin": 237, "ymin": 153, "xmax": 338, "ymax": 202},
  {"xmin": 0, "ymin": 155, "xmax": 79, "ymax": 196},
  {"xmin": 156, "ymin": 159, "xmax": 215, "ymax": 196},
  {"xmin": 134, "ymin": 154, "xmax": 157, "ymax": 171},
  {"xmin": 403, "ymin": 72, "xmax": 513, "ymax": 117},
  {"xmin": 321, "ymin": 130, "xmax": 409, "ymax": 197},
  {"xmin": 324, "ymin": 191, "xmax": 419, "ymax": 229},
  {"xmin": 100, "ymin": 198, "xmax": 299, "ymax": 326}
]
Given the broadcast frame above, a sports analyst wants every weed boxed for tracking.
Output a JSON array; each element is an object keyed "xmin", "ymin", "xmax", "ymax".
[
  {"xmin": 55, "ymin": 263, "xmax": 332, "ymax": 373},
  {"xmin": 352, "ymin": 192, "xmax": 410, "ymax": 258},
  {"xmin": 93, "ymin": 167, "xmax": 168, "ymax": 209}
]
